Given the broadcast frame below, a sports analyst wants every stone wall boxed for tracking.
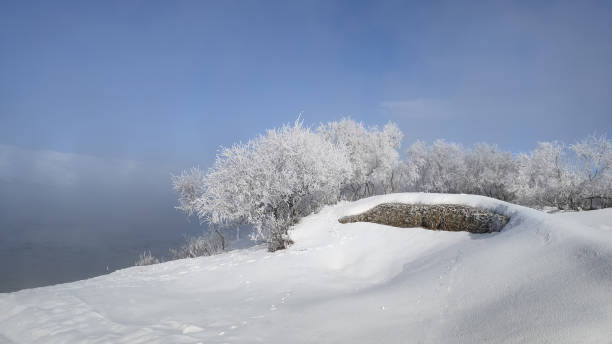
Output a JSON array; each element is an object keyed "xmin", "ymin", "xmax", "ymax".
[{"xmin": 338, "ymin": 203, "xmax": 509, "ymax": 233}]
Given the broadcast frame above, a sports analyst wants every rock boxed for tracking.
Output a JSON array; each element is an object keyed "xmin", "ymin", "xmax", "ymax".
[{"xmin": 338, "ymin": 203, "xmax": 509, "ymax": 233}]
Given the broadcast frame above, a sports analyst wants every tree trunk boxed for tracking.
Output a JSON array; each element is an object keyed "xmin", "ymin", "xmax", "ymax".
[{"xmin": 214, "ymin": 228, "xmax": 225, "ymax": 250}]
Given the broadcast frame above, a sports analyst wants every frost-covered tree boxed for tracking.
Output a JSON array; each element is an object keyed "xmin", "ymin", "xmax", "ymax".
[
  {"xmin": 173, "ymin": 119, "xmax": 352, "ymax": 251},
  {"xmin": 515, "ymin": 141, "xmax": 580, "ymax": 209},
  {"xmin": 570, "ymin": 134, "xmax": 612, "ymax": 209},
  {"xmin": 173, "ymin": 166, "xmax": 206, "ymax": 218},
  {"xmin": 464, "ymin": 144, "xmax": 518, "ymax": 201},
  {"xmin": 399, "ymin": 137, "xmax": 612, "ymax": 209},
  {"xmin": 403, "ymin": 140, "xmax": 468, "ymax": 193},
  {"xmin": 378, "ymin": 122, "xmax": 404, "ymax": 193},
  {"xmin": 318, "ymin": 119, "xmax": 402, "ymax": 199}
]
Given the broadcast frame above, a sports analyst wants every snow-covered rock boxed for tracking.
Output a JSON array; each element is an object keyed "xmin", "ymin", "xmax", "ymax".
[{"xmin": 1, "ymin": 193, "xmax": 611, "ymax": 343}]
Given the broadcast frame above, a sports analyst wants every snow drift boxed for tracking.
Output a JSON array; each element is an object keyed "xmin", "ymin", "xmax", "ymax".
[{"xmin": 1, "ymin": 193, "xmax": 611, "ymax": 343}]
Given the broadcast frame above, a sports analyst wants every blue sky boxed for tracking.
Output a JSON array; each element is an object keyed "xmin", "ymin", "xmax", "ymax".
[{"xmin": 1, "ymin": 0, "xmax": 611, "ymax": 166}]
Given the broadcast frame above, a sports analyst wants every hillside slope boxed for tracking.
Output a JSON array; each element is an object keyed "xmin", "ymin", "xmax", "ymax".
[{"xmin": 1, "ymin": 193, "xmax": 611, "ymax": 343}]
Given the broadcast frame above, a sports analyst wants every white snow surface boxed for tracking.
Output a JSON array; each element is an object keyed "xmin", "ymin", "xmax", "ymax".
[{"xmin": 1, "ymin": 193, "xmax": 612, "ymax": 343}]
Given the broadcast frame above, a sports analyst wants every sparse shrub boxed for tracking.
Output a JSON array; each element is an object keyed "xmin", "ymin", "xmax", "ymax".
[
  {"xmin": 169, "ymin": 232, "xmax": 225, "ymax": 259},
  {"xmin": 134, "ymin": 250, "xmax": 160, "ymax": 266}
]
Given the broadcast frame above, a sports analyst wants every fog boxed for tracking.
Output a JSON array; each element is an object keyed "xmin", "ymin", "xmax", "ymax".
[{"xmin": 0, "ymin": 145, "xmax": 203, "ymax": 292}]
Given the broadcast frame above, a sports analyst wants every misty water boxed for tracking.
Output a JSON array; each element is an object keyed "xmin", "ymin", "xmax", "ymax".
[
  {"xmin": 0, "ymin": 223, "xmax": 203, "ymax": 292},
  {"xmin": 0, "ymin": 180, "xmax": 204, "ymax": 292},
  {"xmin": 0, "ymin": 145, "xmax": 205, "ymax": 292}
]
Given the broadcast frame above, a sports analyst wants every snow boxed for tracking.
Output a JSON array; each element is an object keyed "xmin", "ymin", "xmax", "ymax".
[
  {"xmin": 1, "ymin": 193, "xmax": 612, "ymax": 343},
  {"xmin": 555, "ymin": 208, "xmax": 612, "ymax": 232}
]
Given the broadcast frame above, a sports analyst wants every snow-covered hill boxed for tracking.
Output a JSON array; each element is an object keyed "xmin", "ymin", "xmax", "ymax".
[{"xmin": 1, "ymin": 193, "xmax": 612, "ymax": 343}]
